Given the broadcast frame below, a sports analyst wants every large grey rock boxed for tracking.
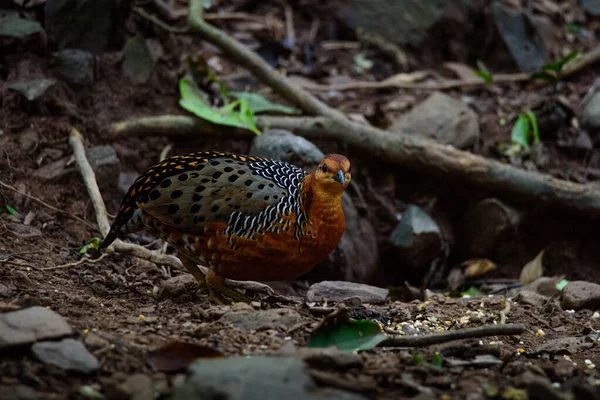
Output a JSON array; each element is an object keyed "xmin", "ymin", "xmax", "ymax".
[
  {"xmin": 581, "ymin": 0, "xmax": 600, "ymax": 16},
  {"xmin": 219, "ymin": 308, "xmax": 302, "ymax": 331},
  {"xmin": 249, "ymin": 129, "xmax": 325, "ymax": 169},
  {"xmin": 390, "ymin": 205, "xmax": 443, "ymax": 274},
  {"xmin": 491, "ymin": 1, "xmax": 552, "ymax": 72},
  {"xmin": 581, "ymin": 89, "xmax": 600, "ymax": 130},
  {"xmin": 307, "ymin": 281, "xmax": 388, "ymax": 304},
  {"xmin": 172, "ymin": 356, "xmax": 366, "ymax": 400},
  {"xmin": 0, "ymin": 306, "xmax": 73, "ymax": 349},
  {"xmin": 462, "ymin": 198, "xmax": 521, "ymax": 257},
  {"xmin": 390, "ymin": 92, "xmax": 479, "ymax": 149},
  {"xmin": 340, "ymin": 0, "xmax": 469, "ymax": 47},
  {"xmin": 250, "ymin": 129, "xmax": 378, "ymax": 283},
  {"xmin": 44, "ymin": 0, "xmax": 122, "ymax": 52},
  {"xmin": 52, "ymin": 49, "xmax": 95, "ymax": 86},
  {"xmin": 31, "ymin": 338, "xmax": 99, "ymax": 374},
  {"xmin": 561, "ymin": 281, "xmax": 600, "ymax": 311},
  {"xmin": 122, "ymin": 36, "xmax": 155, "ymax": 84}
]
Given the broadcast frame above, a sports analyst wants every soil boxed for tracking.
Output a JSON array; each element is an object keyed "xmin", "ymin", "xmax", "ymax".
[{"xmin": 1, "ymin": 0, "xmax": 600, "ymax": 399}]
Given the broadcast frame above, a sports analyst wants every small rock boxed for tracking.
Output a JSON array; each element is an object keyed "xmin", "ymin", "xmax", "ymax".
[
  {"xmin": 525, "ymin": 277, "xmax": 562, "ymax": 297},
  {"xmin": 7, "ymin": 78, "xmax": 56, "ymax": 101},
  {"xmin": 491, "ymin": 1, "xmax": 552, "ymax": 72},
  {"xmin": 18, "ymin": 129, "xmax": 39, "ymax": 152},
  {"xmin": 219, "ymin": 308, "xmax": 302, "ymax": 331},
  {"xmin": 52, "ymin": 49, "xmax": 95, "ymax": 86},
  {"xmin": 514, "ymin": 290, "xmax": 548, "ymax": 308},
  {"xmin": 83, "ymin": 332, "xmax": 110, "ymax": 350},
  {"xmin": 122, "ymin": 36, "xmax": 155, "ymax": 84},
  {"xmin": 307, "ymin": 281, "xmax": 388, "ymax": 304},
  {"xmin": 85, "ymin": 145, "xmax": 121, "ymax": 191},
  {"xmin": 389, "ymin": 92, "xmax": 479, "ymax": 149},
  {"xmin": 0, "ymin": 283, "xmax": 14, "ymax": 298},
  {"xmin": 33, "ymin": 145, "xmax": 120, "ymax": 189},
  {"xmin": 159, "ymin": 274, "xmax": 197, "ymax": 298},
  {"xmin": 553, "ymin": 358, "xmax": 574, "ymax": 379},
  {"xmin": 581, "ymin": 0, "xmax": 600, "ymax": 16},
  {"xmin": 172, "ymin": 356, "xmax": 366, "ymax": 400},
  {"xmin": 0, "ymin": 385, "xmax": 38, "ymax": 400},
  {"xmin": 117, "ymin": 374, "xmax": 154, "ymax": 400},
  {"xmin": 0, "ymin": 306, "xmax": 73, "ymax": 349},
  {"xmin": 31, "ymin": 338, "xmax": 99, "ymax": 374},
  {"xmin": 581, "ymin": 89, "xmax": 600, "ymax": 130},
  {"xmin": 44, "ymin": 0, "xmax": 123, "ymax": 52},
  {"xmin": 561, "ymin": 281, "xmax": 600, "ymax": 311},
  {"xmin": 118, "ymin": 172, "xmax": 139, "ymax": 194},
  {"xmin": 390, "ymin": 204, "xmax": 442, "ymax": 274},
  {"xmin": 301, "ymin": 348, "xmax": 363, "ymax": 370},
  {"xmin": 462, "ymin": 198, "xmax": 521, "ymax": 257}
]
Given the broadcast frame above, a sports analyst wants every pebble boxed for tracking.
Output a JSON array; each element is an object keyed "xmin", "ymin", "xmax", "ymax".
[
  {"xmin": 159, "ymin": 274, "xmax": 197, "ymax": 298},
  {"xmin": 31, "ymin": 338, "xmax": 99, "ymax": 374}
]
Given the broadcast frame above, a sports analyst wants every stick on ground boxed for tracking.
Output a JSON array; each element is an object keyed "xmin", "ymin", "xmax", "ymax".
[{"xmin": 379, "ymin": 323, "xmax": 525, "ymax": 347}]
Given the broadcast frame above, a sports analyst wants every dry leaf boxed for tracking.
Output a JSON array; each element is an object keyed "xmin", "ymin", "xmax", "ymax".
[
  {"xmin": 381, "ymin": 71, "xmax": 429, "ymax": 85},
  {"xmin": 147, "ymin": 341, "xmax": 224, "ymax": 372},
  {"xmin": 519, "ymin": 250, "xmax": 545, "ymax": 285},
  {"xmin": 464, "ymin": 258, "xmax": 497, "ymax": 278},
  {"xmin": 447, "ymin": 258, "xmax": 496, "ymax": 291}
]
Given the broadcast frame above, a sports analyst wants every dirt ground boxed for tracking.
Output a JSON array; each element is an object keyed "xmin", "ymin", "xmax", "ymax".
[{"xmin": 2, "ymin": 0, "xmax": 600, "ymax": 399}]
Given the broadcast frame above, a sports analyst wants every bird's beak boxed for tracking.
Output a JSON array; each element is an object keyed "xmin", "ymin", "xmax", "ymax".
[{"xmin": 333, "ymin": 170, "xmax": 345, "ymax": 185}]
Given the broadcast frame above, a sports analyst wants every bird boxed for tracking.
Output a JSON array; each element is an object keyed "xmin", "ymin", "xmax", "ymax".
[{"xmin": 99, "ymin": 151, "xmax": 351, "ymax": 303}]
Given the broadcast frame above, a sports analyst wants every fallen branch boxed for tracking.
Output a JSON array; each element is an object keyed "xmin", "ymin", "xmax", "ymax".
[
  {"xmin": 379, "ymin": 323, "xmax": 524, "ymax": 348},
  {"xmin": 111, "ymin": 114, "xmax": 600, "ymax": 217},
  {"xmin": 172, "ymin": 0, "xmax": 600, "ymax": 217},
  {"xmin": 67, "ymin": 128, "xmax": 273, "ymax": 294}
]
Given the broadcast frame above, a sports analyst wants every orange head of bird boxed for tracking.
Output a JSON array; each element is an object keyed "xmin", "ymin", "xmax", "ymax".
[{"xmin": 312, "ymin": 154, "xmax": 351, "ymax": 195}]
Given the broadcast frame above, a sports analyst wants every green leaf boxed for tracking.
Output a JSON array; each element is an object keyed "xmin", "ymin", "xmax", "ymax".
[
  {"xmin": 5, "ymin": 204, "xmax": 18, "ymax": 215},
  {"xmin": 0, "ymin": 16, "xmax": 42, "ymax": 38},
  {"xmin": 460, "ymin": 286, "xmax": 479, "ymax": 298},
  {"xmin": 542, "ymin": 50, "xmax": 580, "ymax": 73},
  {"xmin": 307, "ymin": 319, "xmax": 387, "ymax": 353},
  {"xmin": 567, "ymin": 24, "xmax": 582, "ymax": 34},
  {"xmin": 413, "ymin": 353, "xmax": 424, "ymax": 365},
  {"xmin": 474, "ymin": 70, "xmax": 493, "ymax": 85},
  {"xmin": 555, "ymin": 279, "xmax": 569, "ymax": 291},
  {"xmin": 230, "ymin": 92, "xmax": 300, "ymax": 115},
  {"xmin": 79, "ymin": 237, "xmax": 101, "ymax": 256},
  {"xmin": 431, "ymin": 351, "xmax": 443, "ymax": 368},
  {"xmin": 525, "ymin": 111, "xmax": 539, "ymax": 144},
  {"xmin": 179, "ymin": 78, "xmax": 261, "ymax": 135},
  {"xmin": 511, "ymin": 114, "xmax": 531, "ymax": 147}
]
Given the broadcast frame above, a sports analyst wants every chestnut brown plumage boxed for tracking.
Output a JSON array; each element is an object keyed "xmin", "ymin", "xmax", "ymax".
[{"xmin": 100, "ymin": 151, "xmax": 351, "ymax": 302}]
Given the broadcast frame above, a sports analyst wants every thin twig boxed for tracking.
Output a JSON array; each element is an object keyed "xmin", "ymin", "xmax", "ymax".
[
  {"xmin": 0, "ymin": 180, "xmax": 94, "ymax": 228},
  {"xmin": 133, "ymin": 6, "xmax": 189, "ymax": 33},
  {"xmin": 499, "ymin": 298, "xmax": 511, "ymax": 325},
  {"xmin": 42, "ymin": 253, "xmax": 109, "ymax": 271},
  {"xmin": 69, "ymin": 128, "xmax": 111, "ymax": 237},
  {"xmin": 379, "ymin": 323, "xmax": 525, "ymax": 347}
]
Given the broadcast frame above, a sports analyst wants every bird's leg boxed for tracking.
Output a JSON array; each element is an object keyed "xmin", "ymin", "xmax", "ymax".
[
  {"xmin": 178, "ymin": 253, "xmax": 207, "ymax": 288},
  {"xmin": 206, "ymin": 269, "xmax": 254, "ymax": 304}
]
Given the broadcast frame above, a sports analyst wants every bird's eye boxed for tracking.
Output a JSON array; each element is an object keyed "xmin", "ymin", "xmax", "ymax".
[{"xmin": 321, "ymin": 164, "xmax": 328, "ymax": 172}]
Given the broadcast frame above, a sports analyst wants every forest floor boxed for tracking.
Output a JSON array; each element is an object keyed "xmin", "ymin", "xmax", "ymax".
[{"xmin": 1, "ymin": 0, "xmax": 600, "ymax": 399}]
